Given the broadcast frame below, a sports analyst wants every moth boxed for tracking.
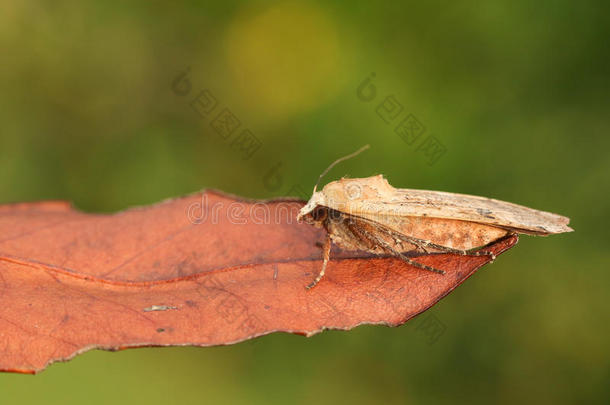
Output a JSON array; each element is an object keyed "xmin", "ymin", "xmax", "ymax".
[{"xmin": 297, "ymin": 145, "xmax": 573, "ymax": 289}]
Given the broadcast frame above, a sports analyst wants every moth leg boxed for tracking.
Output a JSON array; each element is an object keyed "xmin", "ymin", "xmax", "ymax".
[
  {"xmin": 346, "ymin": 221, "xmax": 442, "ymax": 274},
  {"xmin": 352, "ymin": 222, "xmax": 446, "ymax": 275},
  {"xmin": 392, "ymin": 231, "xmax": 496, "ymax": 261},
  {"xmin": 391, "ymin": 235, "xmax": 409, "ymax": 252},
  {"xmin": 346, "ymin": 216, "xmax": 412, "ymax": 254},
  {"xmin": 393, "ymin": 232, "xmax": 430, "ymax": 254},
  {"xmin": 366, "ymin": 220, "xmax": 496, "ymax": 261},
  {"xmin": 345, "ymin": 220, "xmax": 378, "ymax": 251},
  {"xmin": 380, "ymin": 228, "xmax": 431, "ymax": 254},
  {"xmin": 306, "ymin": 233, "xmax": 332, "ymax": 290},
  {"xmin": 350, "ymin": 216, "xmax": 442, "ymax": 254},
  {"xmin": 469, "ymin": 248, "xmax": 496, "ymax": 263}
]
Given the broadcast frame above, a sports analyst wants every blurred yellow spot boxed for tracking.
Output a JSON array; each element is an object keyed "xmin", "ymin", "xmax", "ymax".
[{"xmin": 225, "ymin": 2, "xmax": 343, "ymax": 117}]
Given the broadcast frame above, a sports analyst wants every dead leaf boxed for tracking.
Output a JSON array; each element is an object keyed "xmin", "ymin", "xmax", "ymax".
[{"xmin": 0, "ymin": 191, "xmax": 518, "ymax": 373}]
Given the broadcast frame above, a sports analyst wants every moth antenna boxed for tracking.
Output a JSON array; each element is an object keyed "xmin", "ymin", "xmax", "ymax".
[{"xmin": 313, "ymin": 144, "xmax": 370, "ymax": 193}]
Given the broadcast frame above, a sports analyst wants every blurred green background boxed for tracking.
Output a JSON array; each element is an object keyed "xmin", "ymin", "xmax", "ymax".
[{"xmin": 1, "ymin": 0, "xmax": 608, "ymax": 404}]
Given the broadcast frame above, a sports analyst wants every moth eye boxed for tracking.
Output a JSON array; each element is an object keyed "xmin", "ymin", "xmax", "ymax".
[
  {"xmin": 328, "ymin": 209, "xmax": 343, "ymax": 223},
  {"xmin": 312, "ymin": 207, "xmax": 327, "ymax": 221}
]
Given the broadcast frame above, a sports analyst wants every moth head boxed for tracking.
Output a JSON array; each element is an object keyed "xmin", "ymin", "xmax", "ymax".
[
  {"xmin": 296, "ymin": 191, "xmax": 326, "ymax": 226},
  {"xmin": 297, "ymin": 144, "xmax": 370, "ymax": 225},
  {"xmin": 297, "ymin": 202, "xmax": 344, "ymax": 227}
]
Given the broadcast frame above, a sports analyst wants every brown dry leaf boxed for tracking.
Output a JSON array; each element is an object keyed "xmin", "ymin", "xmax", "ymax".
[{"xmin": 0, "ymin": 191, "xmax": 518, "ymax": 373}]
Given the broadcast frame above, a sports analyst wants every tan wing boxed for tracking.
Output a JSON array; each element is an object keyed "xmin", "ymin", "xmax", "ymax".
[{"xmin": 320, "ymin": 175, "xmax": 573, "ymax": 235}]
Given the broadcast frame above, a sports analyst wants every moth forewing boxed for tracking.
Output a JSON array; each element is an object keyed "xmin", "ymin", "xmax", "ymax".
[
  {"xmin": 319, "ymin": 175, "xmax": 573, "ymax": 235},
  {"xmin": 298, "ymin": 174, "xmax": 573, "ymax": 289}
]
